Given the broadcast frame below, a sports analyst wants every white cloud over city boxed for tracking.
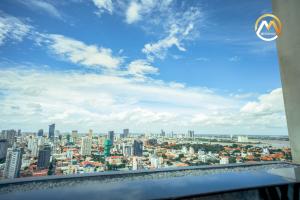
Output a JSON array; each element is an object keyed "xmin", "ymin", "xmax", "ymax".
[
  {"xmin": 0, "ymin": 67, "xmax": 286, "ymax": 134},
  {"xmin": 41, "ymin": 34, "xmax": 123, "ymax": 70}
]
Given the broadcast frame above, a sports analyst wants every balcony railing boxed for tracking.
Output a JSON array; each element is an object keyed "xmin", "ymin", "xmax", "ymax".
[{"xmin": 0, "ymin": 161, "xmax": 299, "ymax": 200}]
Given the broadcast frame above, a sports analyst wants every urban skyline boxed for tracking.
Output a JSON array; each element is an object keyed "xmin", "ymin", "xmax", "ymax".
[{"xmin": 0, "ymin": 126, "xmax": 291, "ymax": 180}]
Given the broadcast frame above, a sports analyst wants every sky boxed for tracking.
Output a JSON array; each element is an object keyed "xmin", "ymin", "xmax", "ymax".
[{"xmin": 0, "ymin": 0, "xmax": 287, "ymax": 135}]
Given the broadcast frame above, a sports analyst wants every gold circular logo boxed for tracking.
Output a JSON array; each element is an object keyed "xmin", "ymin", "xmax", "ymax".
[{"xmin": 255, "ymin": 14, "xmax": 282, "ymax": 41}]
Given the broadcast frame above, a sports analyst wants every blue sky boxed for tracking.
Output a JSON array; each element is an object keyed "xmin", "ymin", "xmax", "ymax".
[{"xmin": 0, "ymin": 0, "xmax": 287, "ymax": 135}]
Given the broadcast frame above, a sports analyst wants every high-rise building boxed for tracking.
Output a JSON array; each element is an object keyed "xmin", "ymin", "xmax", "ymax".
[
  {"xmin": 150, "ymin": 154, "xmax": 163, "ymax": 169},
  {"xmin": 123, "ymin": 129, "xmax": 129, "ymax": 138},
  {"xmin": 132, "ymin": 140, "xmax": 143, "ymax": 157},
  {"xmin": 37, "ymin": 145, "xmax": 51, "ymax": 169},
  {"xmin": 171, "ymin": 131, "xmax": 175, "ymax": 138},
  {"xmin": 53, "ymin": 137, "xmax": 61, "ymax": 154},
  {"xmin": 4, "ymin": 147, "xmax": 22, "ymax": 179},
  {"xmin": 1, "ymin": 130, "xmax": 17, "ymax": 147},
  {"xmin": 80, "ymin": 137, "xmax": 92, "ymax": 156},
  {"xmin": 160, "ymin": 130, "xmax": 165, "ymax": 137},
  {"xmin": 132, "ymin": 157, "xmax": 142, "ymax": 170},
  {"xmin": 108, "ymin": 131, "xmax": 114, "ymax": 145},
  {"xmin": 37, "ymin": 136, "xmax": 45, "ymax": 147},
  {"xmin": 189, "ymin": 147, "xmax": 195, "ymax": 155},
  {"xmin": 122, "ymin": 143, "xmax": 132, "ymax": 157},
  {"xmin": 17, "ymin": 129, "xmax": 21, "ymax": 137},
  {"xmin": 37, "ymin": 129, "xmax": 44, "ymax": 137},
  {"xmin": 28, "ymin": 137, "xmax": 38, "ymax": 157},
  {"xmin": 72, "ymin": 130, "xmax": 78, "ymax": 141},
  {"xmin": 104, "ymin": 139, "xmax": 112, "ymax": 157},
  {"xmin": 48, "ymin": 124, "xmax": 55, "ymax": 141},
  {"xmin": 0, "ymin": 139, "xmax": 9, "ymax": 161},
  {"xmin": 187, "ymin": 130, "xmax": 195, "ymax": 138},
  {"xmin": 88, "ymin": 129, "xmax": 93, "ymax": 139}
]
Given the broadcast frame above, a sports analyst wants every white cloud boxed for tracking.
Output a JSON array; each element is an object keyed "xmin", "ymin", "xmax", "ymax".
[
  {"xmin": 42, "ymin": 34, "xmax": 122, "ymax": 69},
  {"xmin": 142, "ymin": 7, "xmax": 201, "ymax": 60},
  {"xmin": 241, "ymin": 88, "xmax": 284, "ymax": 115},
  {"xmin": 126, "ymin": 1, "xmax": 141, "ymax": 24},
  {"xmin": 0, "ymin": 67, "xmax": 287, "ymax": 134},
  {"xmin": 127, "ymin": 59, "xmax": 158, "ymax": 77},
  {"xmin": 192, "ymin": 88, "xmax": 287, "ymax": 132},
  {"xmin": 92, "ymin": 0, "xmax": 113, "ymax": 15},
  {"xmin": 21, "ymin": 0, "xmax": 62, "ymax": 19},
  {"xmin": 142, "ymin": 34, "xmax": 186, "ymax": 60},
  {"xmin": 91, "ymin": 1, "xmax": 202, "ymax": 60},
  {"xmin": 0, "ymin": 68, "xmax": 239, "ymax": 132},
  {"xmin": 0, "ymin": 13, "xmax": 31, "ymax": 46},
  {"xmin": 125, "ymin": 0, "xmax": 170, "ymax": 24}
]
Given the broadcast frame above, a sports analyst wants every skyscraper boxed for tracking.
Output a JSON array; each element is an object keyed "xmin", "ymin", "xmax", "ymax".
[
  {"xmin": 80, "ymin": 137, "xmax": 92, "ymax": 156},
  {"xmin": 104, "ymin": 139, "xmax": 112, "ymax": 157},
  {"xmin": 28, "ymin": 137, "xmax": 38, "ymax": 157},
  {"xmin": 37, "ymin": 145, "xmax": 51, "ymax": 169},
  {"xmin": 4, "ymin": 147, "xmax": 22, "ymax": 179},
  {"xmin": 132, "ymin": 140, "xmax": 143, "ymax": 157},
  {"xmin": 37, "ymin": 129, "xmax": 44, "ymax": 137},
  {"xmin": 132, "ymin": 157, "xmax": 142, "ymax": 170},
  {"xmin": 122, "ymin": 143, "xmax": 132, "ymax": 157},
  {"xmin": 88, "ymin": 129, "xmax": 93, "ymax": 139},
  {"xmin": 108, "ymin": 131, "xmax": 114, "ymax": 145},
  {"xmin": 0, "ymin": 139, "xmax": 9, "ymax": 161},
  {"xmin": 160, "ymin": 130, "xmax": 165, "ymax": 137},
  {"xmin": 48, "ymin": 124, "xmax": 55, "ymax": 141},
  {"xmin": 72, "ymin": 130, "xmax": 78, "ymax": 141},
  {"xmin": 17, "ymin": 129, "xmax": 21, "ymax": 137},
  {"xmin": 123, "ymin": 129, "xmax": 129, "ymax": 138},
  {"xmin": 1, "ymin": 130, "xmax": 17, "ymax": 147},
  {"xmin": 187, "ymin": 130, "xmax": 195, "ymax": 138}
]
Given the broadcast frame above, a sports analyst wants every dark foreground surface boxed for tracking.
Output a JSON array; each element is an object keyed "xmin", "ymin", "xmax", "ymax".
[{"xmin": 0, "ymin": 162, "xmax": 299, "ymax": 200}]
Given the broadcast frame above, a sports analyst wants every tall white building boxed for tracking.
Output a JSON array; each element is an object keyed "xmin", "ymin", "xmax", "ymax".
[
  {"xmin": 150, "ymin": 155, "xmax": 163, "ymax": 169},
  {"xmin": 4, "ymin": 148, "xmax": 22, "ymax": 179},
  {"xmin": 122, "ymin": 143, "xmax": 132, "ymax": 157},
  {"xmin": 189, "ymin": 147, "xmax": 195, "ymax": 155},
  {"xmin": 80, "ymin": 137, "xmax": 92, "ymax": 156},
  {"xmin": 37, "ymin": 136, "xmax": 45, "ymax": 146},
  {"xmin": 28, "ymin": 137, "xmax": 38, "ymax": 157},
  {"xmin": 132, "ymin": 157, "xmax": 142, "ymax": 170}
]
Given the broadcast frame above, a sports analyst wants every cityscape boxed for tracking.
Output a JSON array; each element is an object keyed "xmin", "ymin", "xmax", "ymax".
[
  {"xmin": 0, "ymin": 0, "xmax": 298, "ymax": 199},
  {"xmin": 0, "ymin": 124, "xmax": 291, "ymax": 180}
]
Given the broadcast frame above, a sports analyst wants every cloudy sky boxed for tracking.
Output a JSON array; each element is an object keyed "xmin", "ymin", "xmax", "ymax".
[{"xmin": 0, "ymin": 0, "xmax": 287, "ymax": 135}]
